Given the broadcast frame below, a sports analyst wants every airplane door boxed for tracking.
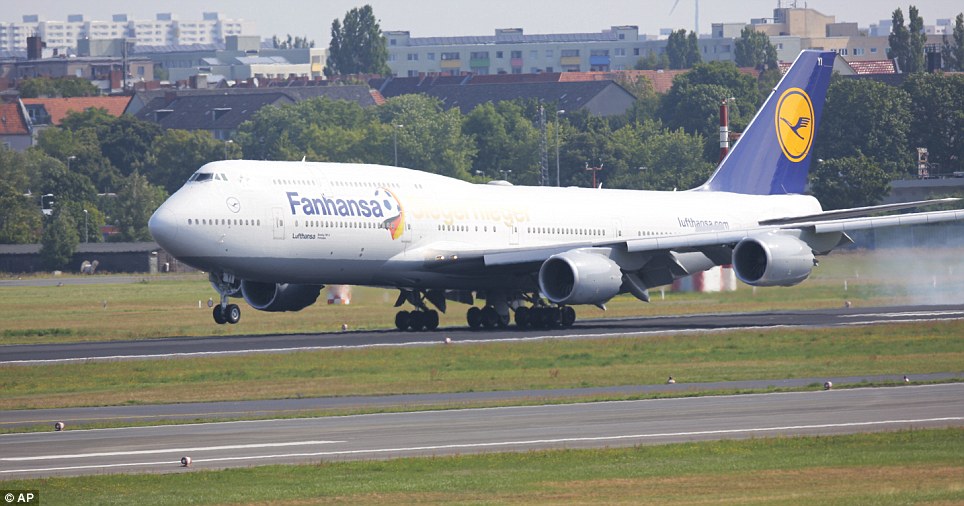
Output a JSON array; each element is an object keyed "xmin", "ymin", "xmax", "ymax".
[
  {"xmin": 272, "ymin": 207, "xmax": 285, "ymax": 240},
  {"xmin": 510, "ymin": 223, "xmax": 520, "ymax": 245}
]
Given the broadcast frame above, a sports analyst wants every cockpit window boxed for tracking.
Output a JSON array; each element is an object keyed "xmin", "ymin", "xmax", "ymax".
[{"xmin": 190, "ymin": 173, "xmax": 214, "ymax": 182}]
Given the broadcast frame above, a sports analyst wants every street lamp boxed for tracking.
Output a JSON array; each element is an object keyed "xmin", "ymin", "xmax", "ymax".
[
  {"xmin": 83, "ymin": 209, "xmax": 89, "ymax": 243},
  {"xmin": 224, "ymin": 140, "xmax": 233, "ymax": 160},
  {"xmin": 499, "ymin": 169, "xmax": 512, "ymax": 181},
  {"xmin": 555, "ymin": 110, "xmax": 565, "ymax": 186},
  {"xmin": 393, "ymin": 124, "xmax": 404, "ymax": 166},
  {"xmin": 66, "ymin": 155, "xmax": 76, "ymax": 171}
]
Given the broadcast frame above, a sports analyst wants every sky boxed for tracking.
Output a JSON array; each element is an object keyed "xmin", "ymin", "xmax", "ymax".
[{"xmin": 11, "ymin": 0, "xmax": 963, "ymax": 41}]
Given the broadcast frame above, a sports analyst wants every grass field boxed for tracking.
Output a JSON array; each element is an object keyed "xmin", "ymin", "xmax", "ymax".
[
  {"xmin": 2, "ymin": 320, "xmax": 961, "ymax": 410},
  {"xmin": 1, "ymin": 248, "xmax": 963, "ymax": 345},
  {"xmin": 3, "ymin": 429, "xmax": 962, "ymax": 504}
]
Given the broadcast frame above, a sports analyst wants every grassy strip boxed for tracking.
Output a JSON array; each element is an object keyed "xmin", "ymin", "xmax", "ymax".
[
  {"xmin": 2, "ymin": 247, "xmax": 963, "ymax": 345},
  {"xmin": 3, "ymin": 428, "xmax": 962, "ymax": 504},
  {"xmin": 2, "ymin": 320, "xmax": 961, "ymax": 410}
]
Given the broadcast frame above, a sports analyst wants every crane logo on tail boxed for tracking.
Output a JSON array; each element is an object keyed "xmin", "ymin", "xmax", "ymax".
[{"xmin": 774, "ymin": 87, "xmax": 815, "ymax": 163}]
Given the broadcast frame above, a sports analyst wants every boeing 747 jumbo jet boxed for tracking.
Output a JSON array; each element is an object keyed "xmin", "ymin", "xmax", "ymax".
[{"xmin": 149, "ymin": 51, "xmax": 963, "ymax": 331}]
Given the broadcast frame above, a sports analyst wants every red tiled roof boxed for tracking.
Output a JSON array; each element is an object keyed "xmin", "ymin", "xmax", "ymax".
[
  {"xmin": 846, "ymin": 59, "xmax": 897, "ymax": 75},
  {"xmin": 369, "ymin": 89, "xmax": 386, "ymax": 105},
  {"xmin": 21, "ymin": 96, "xmax": 130, "ymax": 125},
  {"xmin": 0, "ymin": 102, "xmax": 29, "ymax": 135}
]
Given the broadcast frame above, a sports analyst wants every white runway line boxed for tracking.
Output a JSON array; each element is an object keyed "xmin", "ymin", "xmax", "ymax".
[
  {"xmin": 3, "ymin": 417, "xmax": 959, "ymax": 475},
  {"xmin": 1, "ymin": 440, "xmax": 343, "ymax": 462}
]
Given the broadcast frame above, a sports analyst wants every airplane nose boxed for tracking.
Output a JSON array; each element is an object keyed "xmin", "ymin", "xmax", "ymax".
[{"xmin": 149, "ymin": 205, "xmax": 179, "ymax": 249}]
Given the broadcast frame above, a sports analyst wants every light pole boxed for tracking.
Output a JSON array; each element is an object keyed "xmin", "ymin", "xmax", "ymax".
[
  {"xmin": 555, "ymin": 110, "xmax": 565, "ymax": 186},
  {"xmin": 66, "ymin": 155, "xmax": 76, "ymax": 171},
  {"xmin": 83, "ymin": 209, "xmax": 89, "ymax": 243},
  {"xmin": 224, "ymin": 140, "xmax": 233, "ymax": 160},
  {"xmin": 499, "ymin": 169, "xmax": 512, "ymax": 182},
  {"xmin": 393, "ymin": 124, "xmax": 404, "ymax": 166}
]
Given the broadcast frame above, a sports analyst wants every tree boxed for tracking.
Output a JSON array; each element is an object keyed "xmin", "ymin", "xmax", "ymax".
[
  {"xmin": 19, "ymin": 77, "xmax": 98, "ymax": 98},
  {"xmin": 114, "ymin": 171, "xmax": 167, "ymax": 242},
  {"xmin": 634, "ymin": 50, "xmax": 661, "ymax": 70},
  {"xmin": 659, "ymin": 61, "xmax": 762, "ymax": 159},
  {"xmin": 941, "ymin": 13, "xmax": 964, "ymax": 71},
  {"xmin": 273, "ymin": 34, "xmax": 315, "ymax": 49},
  {"xmin": 904, "ymin": 72, "xmax": 964, "ymax": 173},
  {"xmin": 376, "ymin": 95, "xmax": 475, "ymax": 179},
  {"xmin": 907, "ymin": 6, "xmax": 926, "ymax": 73},
  {"xmin": 813, "ymin": 76, "xmax": 913, "ymax": 174},
  {"xmin": 0, "ymin": 148, "xmax": 41, "ymax": 244},
  {"xmin": 324, "ymin": 5, "xmax": 390, "ymax": 76},
  {"xmin": 151, "ymin": 129, "xmax": 232, "ymax": 193},
  {"xmin": 734, "ymin": 27, "xmax": 778, "ymax": 70},
  {"xmin": 809, "ymin": 155, "xmax": 892, "ymax": 210},
  {"xmin": 889, "ymin": 8, "xmax": 911, "ymax": 71},
  {"xmin": 463, "ymin": 101, "xmax": 541, "ymax": 185},
  {"xmin": 40, "ymin": 206, "xmax": 78, "ymax": 270},
  {"xmin": 666, "ymin": 29, "xmax": 701, "ymax": 69}
]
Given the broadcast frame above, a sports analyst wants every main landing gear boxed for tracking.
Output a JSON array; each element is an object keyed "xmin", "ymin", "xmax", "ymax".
[
  {"xmin": 465, "ymin": 297, "xmax": 576, "ymax": 330},
  {"xmin": 210, "ymin": 272, "xmax": 242, "ymax": 325},
  {"xmin": 394, "ymin": 289, "xmax": 443, "ymax": 331}
]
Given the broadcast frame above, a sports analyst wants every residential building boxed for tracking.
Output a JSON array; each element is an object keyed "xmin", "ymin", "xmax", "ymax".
[
  {"xmin": 130, "ymin": 85, "xmax": 379, "ymax": 139},
  {"xmin": 0, "ymin": 12, "xmax": 255, "ymax": 53},
  {"xmin": 371, "ymin": 74, "xmax": 636, "ymax": 116},
  {"xmin": 3, "ymin": 55, "xmax": 153, "ymax": 94},
  {"xmin": 383, "ymin": 26, "xmax": 746, "ymax": 77},
  {"xmin": 0, "ymin": 98, "xmax": 31, "ymax": 150},
  {"xmin": 21, "ymin": 96, "xmax": 130, "ymax": 138},
  {"xmin": 133, "ymin": 36, "xmax": 327, "ymax": 83}
]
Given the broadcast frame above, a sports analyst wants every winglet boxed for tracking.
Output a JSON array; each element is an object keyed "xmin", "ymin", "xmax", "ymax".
[{"xmin": 699, "ymin": 50, "xmax": 836, "ymax": 195}]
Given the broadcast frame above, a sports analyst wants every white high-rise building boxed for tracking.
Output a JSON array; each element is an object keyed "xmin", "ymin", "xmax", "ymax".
[{"xmin": 0, "ymin": 12, "xmax": 256, "ymax": 53}]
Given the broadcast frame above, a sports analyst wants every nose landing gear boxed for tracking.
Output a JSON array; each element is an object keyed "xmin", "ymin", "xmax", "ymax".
[{"xmin": 210, "ymin": 272, "xmax": 242, "ymax": 325}]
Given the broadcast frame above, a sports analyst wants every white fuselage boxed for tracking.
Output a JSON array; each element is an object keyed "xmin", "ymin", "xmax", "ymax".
[{"xmin": 149, "ymin": 160, "xmax": 822, "ymax": 290}]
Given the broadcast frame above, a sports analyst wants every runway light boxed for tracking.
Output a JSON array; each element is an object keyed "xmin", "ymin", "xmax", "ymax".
[
  {"xmin": 824, "ymin": 381, "xmax": 833, "ymax": 390},
  {"xmin": 666, "ymin": 376, "xmax": 676, "ymax": 384},
  {"xmin": 444, "ymin": 337, "xmax": 452, "ymax": 344},
  {"xmin": 843, "ymin": 300, "xmax": 852, "ymax": 308},
  {"xmin": 54, "ymin": 421, "xmax": 64, "ymax": 431},
  {"xmin": 341, "ymin": 323, "xmax": 348, "ymax": 331},
  {"xmin": 181, "ymin": 456, "xmax": 192, "ymax": 467},
  {"xmin": 904, "ymin": 375, "xmax": 910, "ymax": 383}
]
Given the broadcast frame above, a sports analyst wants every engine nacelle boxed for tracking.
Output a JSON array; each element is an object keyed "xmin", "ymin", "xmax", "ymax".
[
  {"xmin": 539, "ymin": 250, "xmax": 623, "ymax": 305},
  {"xmin": 732, "ymin": 234, "xmax": 814, "ymax": 287},
  {"xmin": 240, "ymin": 281, "xmax": 322, "ymax": 312}
]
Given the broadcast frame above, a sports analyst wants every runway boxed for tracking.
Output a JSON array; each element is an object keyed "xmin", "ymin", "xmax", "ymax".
[
  {"xmin": 4, "ymin": 304, "xmax": 964, "ymax": 364},
  {"xmin": 2, "ymin": 383, "xmax": 961, "ymax": 479}
]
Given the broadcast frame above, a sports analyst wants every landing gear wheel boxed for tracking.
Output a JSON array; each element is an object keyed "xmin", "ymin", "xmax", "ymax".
[
  {"xmin": 408, "ymin": 311, "xmax": 425, "ymax": 331},
  {"xmin": 466, "ymin": 306, "xmax": 482, "ymax": 329},
  {"xmin": 213, "ymin": 305, "xmax": 227, "ymax": 324},
  {"xmin": 560, "ymin": 306, "xmax": 576, "ymax": 328},
  {"xmin": 481, "ymin": 306, "xmax": 499, "ymax": 329},
  {"xmin": 395, "ymin": 310, "xmax": 410, "ymax": 331},
  {"xmin": 225, "ymin": 304, "xmax": 241, "ymax": 324},
  {"xmin": 425, "ymin": 310, "xmax": 440, "ymax": 331},
  {"xmin": 514, "ymin": 306, "xmax": 530, "ymax": 329}
]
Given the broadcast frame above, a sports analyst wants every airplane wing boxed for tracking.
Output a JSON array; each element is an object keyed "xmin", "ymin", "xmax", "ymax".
[{"xmin": 419, "ymin": 203, "xmax": 964, "ymax": 273}]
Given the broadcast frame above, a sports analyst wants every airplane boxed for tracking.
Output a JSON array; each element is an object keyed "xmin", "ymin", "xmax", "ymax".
[{"xmin": 148, "ymin": 50, "xmax": 964, "ymax": 331}]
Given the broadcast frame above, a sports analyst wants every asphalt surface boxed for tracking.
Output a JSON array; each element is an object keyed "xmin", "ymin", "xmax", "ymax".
[
  {"xmin": 3, "ymin": 304, "xmax": 964, "ymax": 364},
  {"xmin": 1, "ymin": 373, "xmax": 959, "ymax": 430},
  {"xmin": 2, "ymin": 383, "xmax": 961, "ymax": 479}
]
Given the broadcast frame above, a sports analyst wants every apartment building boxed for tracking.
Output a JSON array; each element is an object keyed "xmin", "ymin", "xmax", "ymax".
[{"xmin": 0, "ymin": 13, "xmax": 255, "ymax": 53}]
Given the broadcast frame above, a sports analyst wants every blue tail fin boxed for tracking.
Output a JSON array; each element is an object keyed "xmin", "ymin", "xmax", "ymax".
[{"xmin": 700, "ymin": 50, "xmax": 835, "ymax": 195}]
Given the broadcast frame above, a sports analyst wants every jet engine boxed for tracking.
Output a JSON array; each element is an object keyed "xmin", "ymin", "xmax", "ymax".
[
  {"xmin": 732, "ymin": 234, "xmax": 814, "ymax": 287},
  {"xmin": 240, "ymin": 281, "xmax": 322, "ymax": 312},
  {"xmin": 538, "ymin": 250, "xmax": 623, "ymax": 305}
]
